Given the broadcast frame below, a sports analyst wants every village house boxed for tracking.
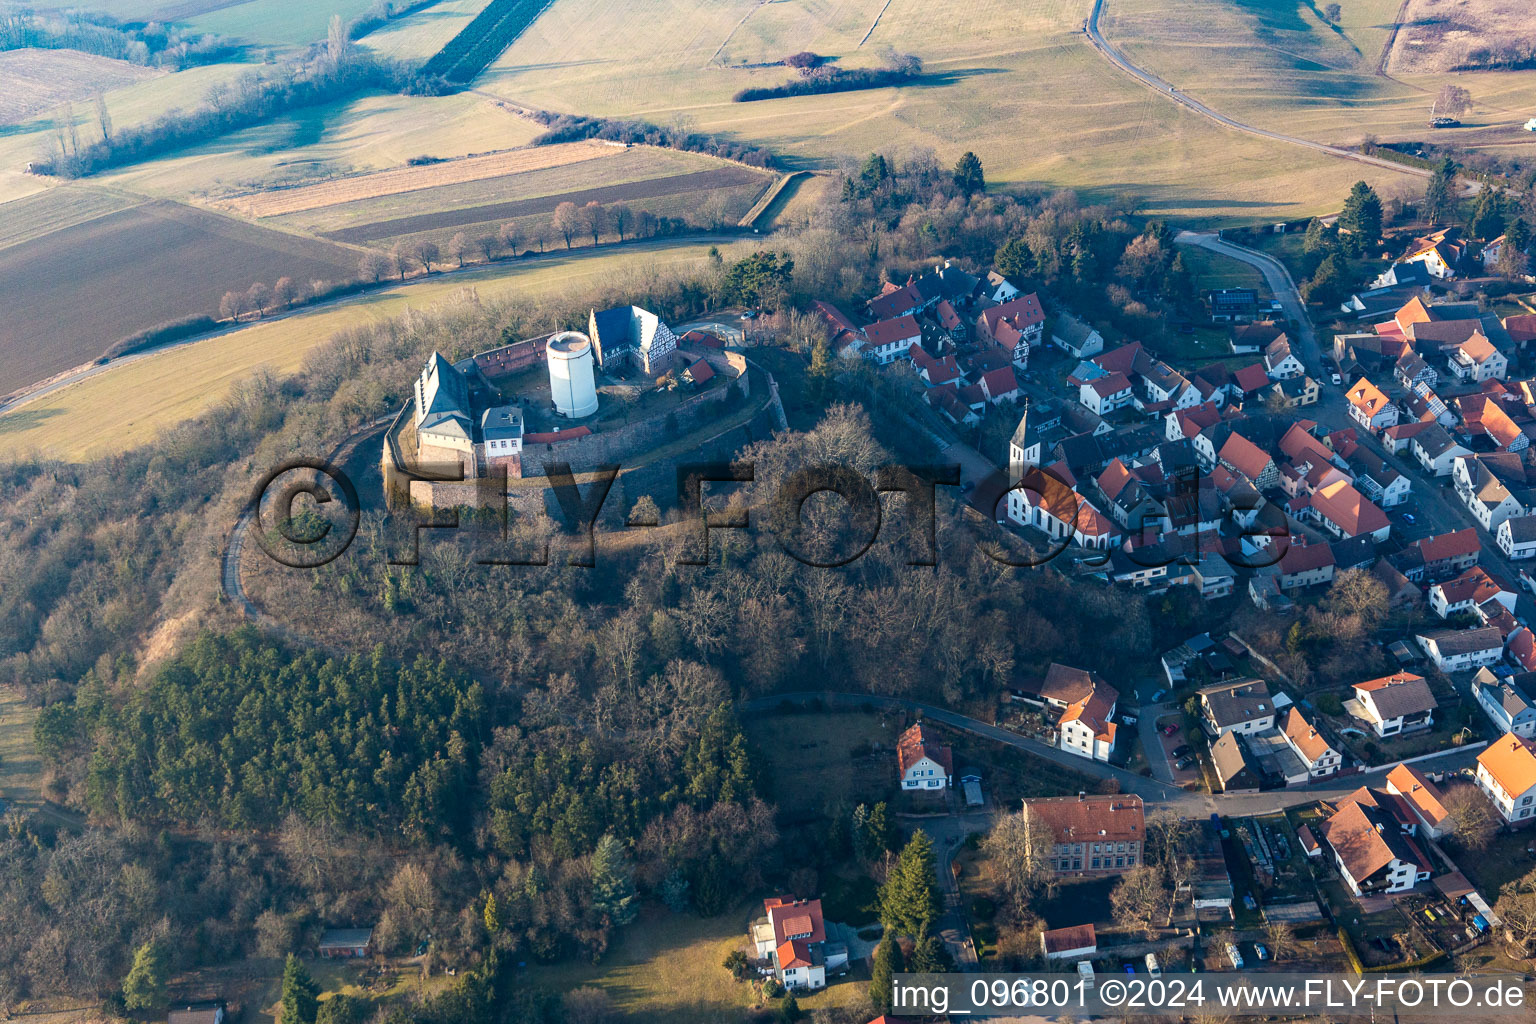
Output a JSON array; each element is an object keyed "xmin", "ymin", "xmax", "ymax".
[
  {"xmin": 1052, "ymin": 313, "xmax": 1104, "ymax": 359},
  {"xmin": 168, "ymin": 1005, "xmax": 226, "ymax": 1024},
  {"xmin": 1447, "ymin": 333, "xmax": 1508, "ymax": 383},
  {"xmin": 1198, "ymin": 678, "xmax": 1278, "ymax": 737},
  {"xmin": 980, "ymin": 365, "xmax": 1021, "ymax": 405},
  {"xmin": 1021, "ymin": 793, "xmax": 1144, "ymax": 877},
  {"xmin": 1389, "ymin": 528, "xmax": 1480, "ymax": 582},
  {"xmin": 750, "ymin": 897, "xmax": 847, "ymax": 990},
  {"xmin": 1277, "ymin": 542, "xmax": 1335, "ymax": 590},
  {"xmin": 1410, "ymin": 425, "xmax": 1472, "ymax": 477},
  {"xmin": 1454, "ymin": 455, "xmax": 1532, "ymax": 532},
  {"xmin": 1416, "ymin": 626, "xmax": 1504, "ymax": 672},
  {"xmin": 1310, "ymin": 478, "xmax": 1391, "ymax": 543},
  {"xmin": 1385, "ymin": 762, "xmax": 1454, "ymax": 839},
  {"xmin": 1474, "ymin": 669, "xmax": 1536, "ymax": 738},
  {"xmin": 1428, "ymin": 566, "xmax": 1516, "ymax": 619},
  {"xmin": 588, "ymin": 304, "xmax": 678, "ymax": 376},
  {"xmin": 1320, "ymin": 791, "xmax": 1431, "ymax": 896},
  {"xmin": 863, "ymin": 315, "xmax": 923, "ymax": 366},
  {"xmin": 1499, "ymin": 516, "xmax": 1536, "ymax": 560},
  {"xmin": 1281, "ymin": 706, "xmax": 1342, "ymax": 779},
  {"xmin": 1040, "ymin": 923, "xmax": 1097, "ymax": 961},
  {"xmin": 977, "ymin": 293, "xmax": 1046, "ymax": 365},
  {"xmin": 1475, "ymin": 733, "xmax": 1536, "ymax": 825},
  {"xmin": 897, "ymin": 722, "xmax": 952, "ymax": 791},
  {"xmin": 1217, "ymin": 432, "xmax": 1279, "ymax": 490},
  {"xmin": 1264, "ymin": 337, "xmax": 1304, "ymax": 379},
  {"xmin": 1209, "ymin": 288, "xmax": 1259, "ymax": 323},
  {"xmin": 1396, "ymin": 228, "xmax": 1466, "ymax": 280},
  {"xmin": 1350, "ymin": 673, "xmax": 1437, "ymax": 738},
  {"xmin": 1347, "ymin": 450, "xmax": 1410, "ymax": 508},
  {"xmin": 1058, "ymin": 677, "xmax": 1120, "ymax": 763},
  {"xmin": 1210, "ymin": 731, "xmax": 1261, "ymax": 793},
  {"xmin": 1079, "ymin": 372, "xmax": 1135, "ymax": 415},
  {"xmin": 1346, "ymin": 378, "xmax": 1399, "ymax": 432},
  {"xmin": 1231, "ymin": 321, "xmax": 1285, "ymax": 355}
]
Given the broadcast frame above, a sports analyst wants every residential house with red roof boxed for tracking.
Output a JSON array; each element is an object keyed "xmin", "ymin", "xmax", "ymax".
[
  {"xmin": 976, "ymin": 293, "xmax": 1045, "ymax": 365},
  {"xmin": 863, "ymin": 315, "xmax": 922, "ymax": 366},
  {"xmin": 1346, "ymin": 378, "xmax": 1398, "ymax": 432},
  {"xmin": 1351, "ymin": 673, "xmax": 1436, "ymax": 738},
  {"xmin": 1475, "ymin": 732, "xmax": 1536, "ymax": 825},
  {"xmin": 866, "ymin": 281, "xmax": 927, "ymax": 321},
  {"xmin": 750, "ymin": 897, "xmax": 846, "ymax": 990},
  {"xmin": 1056, "ymin": 672, "xmax": 1120, "ymax": 763},
  {"xmin": 1022, "ymin": 794, "xmax": 1144, "ymax": 877},
  {"xmin": 1320, "ymin": 790, "xmax": 1431, "ymax": 895},
  {"xmin": 1217, "ymin": 432, "xmax": 1278, "ymax": 490},
  {"xmin": 1281, "ymin": 707, "xmax": 1342, "ymax": 779},
  {"xmin": 1079, "ymin": 371, "xmax": 1134, "ymax": 415},
  {"xmin": 980, "ymin": 365, "xmax": 1020, "ymax": 404},
  {"xmin": 1311, "ymin": 478, "xmax": 1390, "ymax": 542},
  {"xmin": 1277, "ymin": 542, "xmax": 1335, "ymax": 590},
  {"xmin": 897, "ymin": 722, "xmax": 952, "ymax": 791},
  {"xmin": 1386, "ymin": 763, "xmax": 1453, "ymax": 839},
  {"xmin": 1040, "ymin": 923, "xmax": 1098, "ymax": 960},
  {"xmin": 1428, "ymin": 566, "xmax": 1515, "ymax": 619}
]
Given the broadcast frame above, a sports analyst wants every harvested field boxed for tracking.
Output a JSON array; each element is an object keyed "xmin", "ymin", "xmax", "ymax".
[
  {"xmin": 222, "ymin": 140, "xmax": 620, "ymax": 218},
  {"xmin": 321, "ymin": 165, "xmax": 772, "ymax": 243},
  {"xmin": 0, "ymin": 186, "xmax": 145, "ymax": 252},
  {"xmin": 0, "ymin": 237, "xmax": 735, "ymax": 460},
  {"xmin": 1389, "ymin": 0, "xmax": 1536, "ymax": 73},
  {"xmin": 0, "ymin": 49, "xmax": 165, "ymax": 126},
  {"xmin": 0, "ymin": 198, "xmax": 359, "ymax": 396}
]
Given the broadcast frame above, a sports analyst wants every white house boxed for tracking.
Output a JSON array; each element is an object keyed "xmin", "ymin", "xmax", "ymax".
[
  {"xmin": 1386, "ymin": 763, "xmax": 1453, "ymax": 839},
  {"xmin": 1411, "ymin": 426, "xmax": 1472, "ymax": 477},
  {"xmin": 1351, "ymin": 673, "xmax": 1437, "ymax": 737},
  {"xmin": 1264, "ymin": 338, "xmax": 1305, "ymax": 380},
  {"xmin": 1475, "ymin": 733, "xmax": 1536, "ymax": 825},
  {"xmin": 750, "ymin": 898, "xmax": 843, "ymax": 991},
  {"xmin": 1447, "ymin": 333, "xmax": 1508, "ymax": 383},
  {"xmin": 864, "ymin": 315, "xmax": 923, "ymax": 366},
  {"xmin": 1321, "ymin": 798, "xmax": 1425, "ymax": 895},
  {"xmin": 1058, "ymin": 681, "xmax": 1119, "ymax": 763},
  {"xmin": 1428, "ymin": 567, "xmax": 1516, "ymax": 619},
  {"xmin": 1346, "ymin": 378, "xmax": 1398, "ymax": 432},
  {"xmin": 1454, "ymin": 456, "xmax": 1530, "ymax": 532},
  {"xmin": 1199, "ymin": 679, "xmax": 1277, "ymax": 737},
  {"xmin": 1475, "ymin": 670, "xmax": 1536, "ymax": 738},
  {"xmin": 897, "ymin": 722, "xmax": 952, "ymax": 790},
  {"xmin": 1416, "ymin": 626, "xmax": 1505, "ymax": 672},
  {"xmin": 1079, "ymin": 372, "xmax": 1135, "ymax": 415},
  {"xmin": 1052, "ymin": 314, "xmax": 1104, "ymax": 359},
  {"xmin": 1500, "ymin": 516, "xmax": 1536, "ymax": 560},
  {"xmin": 1041, "ymin": 924, "xmax": 1097, "ymax": 961},
  {"xmin": 1281, "ymin": 707, "xmax": 1342, "ymax": 779}
]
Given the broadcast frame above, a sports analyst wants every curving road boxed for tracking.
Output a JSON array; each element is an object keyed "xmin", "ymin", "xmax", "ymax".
[{"xmin": 1083, "ymin": 0, "xmax": 1430, "ymax": 180}]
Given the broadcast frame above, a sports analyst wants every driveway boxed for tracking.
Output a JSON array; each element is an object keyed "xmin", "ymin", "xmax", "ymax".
[{"xmin": 912, "ymin": 810, "xmax": 993, "ymax": 971}]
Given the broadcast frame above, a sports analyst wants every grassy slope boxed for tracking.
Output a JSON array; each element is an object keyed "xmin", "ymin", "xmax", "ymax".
[
  {"xmin": 0, "ymin": 237, "xmax": 738, "ymax": 461},
  {"xmin": 187, "ymin": 0, "xmax": 384, "ymax": 49},
  {"xmin": 0, "ymin": 687, "xmax": 41, "ymax": 806},
  {"xmin": 473, "ymin": 0, "xmax": 1415, "ymax": 224},
  {"xmin": 359, "ymin": 0, "xmax": 495, "ymax": 62},
  {"xmin": 518, "ymin": 903, "xmax": 866, "ymax": 1024}
]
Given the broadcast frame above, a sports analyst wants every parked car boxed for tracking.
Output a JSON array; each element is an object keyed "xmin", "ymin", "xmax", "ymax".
[
  {"xmin": 1171, "ymin": 744, "xmax": 1192, "ymax": 759},
  {"xmin": 1123, "ymin": 963, "xmax": 1136, "ymax": 974},
  {"xmin": 1175, "ymin": 757, "xmax": 1194, "ymax": 770},
  {"xmin": 1151, "ymin": 689, "xmax": 1168, "ymax": 702},
  {"xmin": 1122, "ymin": 714, "xmax": 1139, "ymax": 725},
  {"xmin": 1161, "ymin": 723, "xmax": 1179, "ymax": 736},
  {"xmin": 1243, "ymin": 893, "xmax": 1258, "ymax": 911},
  {"xmin": 1145, "ymin": 953, "xmax": 1162, "ymax": 976},
  {"xmin": 1331, "ymin": 372, "xmax": 1342, "ymax": 385},
  {"xmin": 1254, "ymin": 943, "xmax": 1269, "ymax": 961},
  {"xmin": 1226, "ymin": 943, "xmax": 1244, "ymax": 969},
  {"xmin": 1402, "ymin": 512, "xmax": 1416, "ymax": 523}
]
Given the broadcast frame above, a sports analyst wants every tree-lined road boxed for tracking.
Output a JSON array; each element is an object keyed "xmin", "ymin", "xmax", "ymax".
[{"xmin": 1084, "ymin": 0, "xmax": 1431, "ymax": 180}]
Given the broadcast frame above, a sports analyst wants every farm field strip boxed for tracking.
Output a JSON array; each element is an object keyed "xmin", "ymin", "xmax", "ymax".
[
  {"xmin": 220, "ymin": 140, "xmax": 619, "ymax": 217},
  {"xmin": 0, "ymin": 199, "xmax": 360, "ymax": 396},
  {"xmin": 0, "ymin": 237, "xmax": 737, "ymax": 461},
  {"xmin": 0, "ymin": 49, "xmax": 165, "ymax": 126},
  {"xmin": 0, "ymin": 186, "xmax": 147, "ymax": 252},
  {"xmin": 319, "ymin": 165, "xmax": 773, "ymax": 242},
  {"xmin": 359, "ymin": 0, "xmax": 494, "ymax": 62},
  {"xmin": 421, "ymin": 0, "xmax": 552, "ymax": 82}
]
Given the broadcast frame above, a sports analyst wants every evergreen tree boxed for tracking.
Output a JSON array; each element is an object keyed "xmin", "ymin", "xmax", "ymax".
[
  {"xmin": 315, "ymin": 995, "xmax": 368, "ymax": 1024},
  {"xmin": 778, "ymin": 992, "xmax": 801, "ymax": 1022},
  {"xmin": 953, "ymin": 151, "xmax": 985, "ymax": 197},
  {"xmin": 806, "ymin": 339, "xmax": 834, "ymax": 405},
  {"xmin": 1301, "ymin": 217, "xmax": 1333, "ymax": 255},
  {"xmin": 865, "ymin": 801, "xmax": 894, "ymax": 857},
  {"xmin": 881, "ymin": 830, "xmax": 940, "ymax": 937},
  {"xmin": 483, "ymin": 891, "xmax": 501, "ymax": 935},
  {"xmin": 1472, "ymin": 187, "xmax": 1508, "ymax": 240},
  {"xmin": 122, "ymin": 939, "xmax": 168, "ymax": 1011},
  {"xmin": 1339, "ymin": 181, "xmax": 1383, "ymax": 255},
  {"xmin": 1300, "ymin": 253, "xmax": 1350, "ymax": 306},
  {"xmin": 858, "ymin": 153, "xmax": 889, "ymax": 196},
  {"xmin": 909, "ymin": 929, "xmax": 951, "ymax": 972},
  {"xmin": 591, "ymin": 833, "xmax": 638, "ymax": 926},
  {"xmin": 994, "ymin": 237, "xmax": 1034, "ymax": 281},
  {"xmin": 281, "ymin": 953, "xmax": 320, "ymax": 1024},
  {"xmin": 869, "ymin": 931, "xmax": 904, "ymax": 1011},
  {"xmin": 1424, "ymin": 157, "xmax": 1457, "ymax": 224}
]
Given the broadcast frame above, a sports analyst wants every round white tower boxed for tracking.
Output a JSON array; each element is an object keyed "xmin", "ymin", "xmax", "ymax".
[{"xmin": 546, "ymin": 331, "xmax": 599, "ymax": 418}]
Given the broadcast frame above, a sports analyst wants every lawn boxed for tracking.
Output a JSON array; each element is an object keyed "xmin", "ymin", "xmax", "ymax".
[
  {"xmin": 743, "ymin": 709, "xmax": 900, "ymax": 818},
  {"xmin": 0, "ymin": 236, "xmax": 743, "ymax": 462},
  {"xmin": 0, "ymin": 686, "xmax": 41, "ymax": 808},
  {"xmin": 1458, "ymin": 831, "xmax": 1536, "ymax": 899},
  {"xmin": 514, "ymin": 903, "xmax": 869, "ymax": 1024}
]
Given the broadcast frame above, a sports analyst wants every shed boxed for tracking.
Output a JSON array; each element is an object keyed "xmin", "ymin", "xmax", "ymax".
[
  {"xmin": 168, "ymin": 1004, "xmax": 225, "ymax": 1024},
  {"xmin": 961, "ymin": 774, "xmax": 983, "ymax": 807},
  {"xmin": 318, "ymin": 928, "xmax": 374, "ymax": 959}
]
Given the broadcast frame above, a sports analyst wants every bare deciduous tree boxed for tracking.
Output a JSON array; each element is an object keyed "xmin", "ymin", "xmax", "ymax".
[
  {"xmin": 982, "ymin": 808, "xmax": 1058, "ymax": 911},
  {"xmin": 445, "ymin": 232, "xmax": 468, "ymax": 267},
  {"xmin": 1442, "ymin": 782, "xmax": 1499, "ymax": 851}
]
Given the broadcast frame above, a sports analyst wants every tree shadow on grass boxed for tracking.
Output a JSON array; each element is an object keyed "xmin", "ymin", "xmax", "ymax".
[{"xmin": 0, "ymin": 406, "xmax": 65, "ymax": 436}]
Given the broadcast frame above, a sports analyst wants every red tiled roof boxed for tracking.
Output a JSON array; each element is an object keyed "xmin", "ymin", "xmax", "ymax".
[
  {"xmin": 866, "ymin": 315, "xmax": 921, "ymax": 348},
  {"xmin": 524, "ymin": 426, "xmax": 592, "ymax": 443},
  {"xmin": 897, "ymin": 722, "xmax": 953, "ymax": 776},
  {"xmin": 982, "ymin": 365, "xmax": 1018, "ymax": 398},
  {"xmin": 1477, "ymin": 733, "xmax": 1536, "ymax": 798},
  {"xmin": 1312, "ymin": 479, "xmax": 1389, "ymax": 536},
  {"xmin": 1041, "ymin": 923, "xmax": 1097, "ymax": 954},
  {"xmin": 1279, "ymin": 542, "xmax": 1334, "ymax": 575},
  {"xmin": 1347, "ymin": 378, "xmax": 1391, "ymax": 417},
  {"xmin": 776, "ymin": 939, "xmax": 812, "ymax": 969},
  {"xmin": 685, "ymin": 358, "xmax": 715, "ymax": 384},
  {"xmin": 763, "ymin": 897, "xmax": 826, "ymax": 946},
  {"xmin": 979, "ymin": 293, "xmax": 1044, "ymax": 333},
  {"xmin": 1087, "ymin": 371, "xmax": 1132, "ymax": 398},
  {"xmin": 1219, "ymin": 432, "xmax": 1273, "ymax": 481},
  {"xmin": 1415, "ymin": 528, "xmax": 1480, "ymax": 563},
  {"xmin": 1232, "ymin": 362, "xmax": 1270, "ymax": 393}
]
